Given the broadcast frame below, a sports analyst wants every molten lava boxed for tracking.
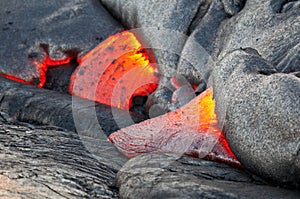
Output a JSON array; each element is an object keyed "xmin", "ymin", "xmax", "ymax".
[
  {"xmin": 1, "ymin": 31, "xmax": 158, "ymax": 111},
  {"xmin": 109, "ymin": 88, "xmax": 241, "ymax": 167},
  {"xmin": 69, "ymin": 31, "xmax": 159, "ymax": 110},
  {"xmin": 34, "ymin": 54, "xmax": 75, "ymax": 88},
  {"xmin": 0, "ymin": 74, "xmax": 33, "ymax": 85},
  {"xmin": 0, "ymin": 30, "xmax": 239, "ymax": 166},
  {"xmin": 0, "ymin": 55, "xmax": 75, "ymax": 88}
]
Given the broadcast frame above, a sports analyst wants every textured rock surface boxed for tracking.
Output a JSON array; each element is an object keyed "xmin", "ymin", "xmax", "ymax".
[
  {"xmin": 177, "ymin": 0, "xmax": 246, "ymax": 85},
  {"xmin": 214, "ymin": 0, "xmax": 300, "ymax": 68},
  {"xmin": 100, "ymin": 0, "xmax": 204, "ymax": 78},
  {"xmin": 212, "ymin": 50, "xmax": 300, "ymax": 188},
  {"xmin": 0, "ymin": 77, "xmax": 154, "ymax": 169},
  {"xmin": 0, "ymin": 77, "xmax": 145, "ymax": 136},
  {"xmin": 100, "ymin": 0, "xmax": 247, "ymax": 113},
  {"xmin": 0, "ymin": 0, "xmax": 122, "ymax": 82},
  {"xmin": 0, "ymin": 113, "xmax": 120, "ymax": 198},
  {"xmin": 116, "ymin": 154, "xmax": 300, "ymax": 199},
  {"xmin": 210, "ymin": 0, "xmax": 300, "ymax": 187}
]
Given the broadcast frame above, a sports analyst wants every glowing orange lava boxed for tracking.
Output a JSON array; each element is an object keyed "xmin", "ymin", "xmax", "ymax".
[
  {"xmin": 34, "ymin": 54, "xmax": 75, "ymax": 88},
  {"xmin": 69, "ymin": 31, "xmax": 159, "ymax": 110},
  {"xmin": 109, "ymin": 88, "xmax": 241, "ymax": 167},
  {"xmin": 0, "ymin": 74, "xmax": 33, "ymax": 85},
  {"xmin": 0, "ymin": 55, "xmax": 75, "ymax": 88}
]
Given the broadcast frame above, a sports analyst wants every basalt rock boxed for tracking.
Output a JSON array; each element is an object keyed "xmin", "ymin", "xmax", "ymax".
[
  {"xmin": 100, "ymin": 0, "xmax": 247, "ymax": 113},
  {"xmin": 0, "ymin": 77, "xmax": 157, "ymax": 169},
  {"xmin": 214, "ymin": 0, "xmax": 300, "ymax": 68},
  {"xmin": 210, "ymin": 0, "xmax": 300, "ymax": 188},
  {"xmin": 100, "ymin": 0, "xmax": 205, "ymax": 78},
  {"xmin": 177, "ymin": 0, "xmax": 246, "ymax": 85},
  {"xmin": 0, "ymin": 0, "xmax": 122, "ymax": 82},
  {"xmin": 0, "ymin": 114, "xmax": 120, "ymax": 198},
  {"xmin": 212, "ymin": 50, "xmax": 300, "ymax": 188},
  {"xmin": 0, "ymin": 77, "xmax": 146, "ymax": 136},
  {"xmin": 116, "ymin": 154, "xmax": 300, "ymax": 199}
]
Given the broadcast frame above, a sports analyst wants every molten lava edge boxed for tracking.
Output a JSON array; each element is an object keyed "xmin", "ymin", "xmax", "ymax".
[
  {"xmin": 109, "ymin": 88, "xmax": 241, "ymax": 167},
  {"xmin": 0, "ymin": 30, "xmax": 240, "ymax": 167},
  {"xmin": 0, "ymin": 55, "xmax": 76, "ymax": 88},
  {"xmin": 69, "ymin": 31, "xmax": 159, "ymax": 110}
]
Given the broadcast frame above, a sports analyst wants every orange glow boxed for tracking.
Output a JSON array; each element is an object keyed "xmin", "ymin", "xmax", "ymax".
[
  {"xmin": 0, "ymin": 55, "xmax": 75, "ymax": 88},
  {"xmin": 34, "ymin": 54, "xmax": 75, "ymax": 88},
  {"xmin": 0, "ymin": 31, "xmax": 158, "ymax": 110},
  {"xmin": 0, "ymin": 74, "xmax": 34, "ymax": 85},
  {"xmin": 109, "ymin": 88, "xmax": 240, "ymax": 167},
  {"xmin": 69, "ymin": 31, "xmax": 159, "ymax": 110}
]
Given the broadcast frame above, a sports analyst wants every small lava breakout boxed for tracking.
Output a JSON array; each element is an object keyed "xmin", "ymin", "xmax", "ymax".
[{"xmin": 0, "ymin": 30, "xmax": 239, "ymax": 167}]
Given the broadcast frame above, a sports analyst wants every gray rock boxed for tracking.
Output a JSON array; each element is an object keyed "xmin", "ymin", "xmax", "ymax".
[
  {"xmin": 177, "ymin": 0, "xmax": 246, "ymax": 85},
  {"xmin": 116, "ymin": 154, "xmax": 300, "ymax": 199},
  {"xmin": 0, "ymin": 115, "xmax": 119, "ymax": 198},
  {"xmin": 0, "ymin": 0, "xmax": 122, "ymax": 82},
  {"xmin": 209, "ymin": 0, "xmax": 300, "ymax": 187},
  {"xmin": 0, "ymin": 77, "xmax": 150, "ymax": 170},
  {"xmin": 212, "ymin": 50, "xmax": 300, "ymax": 188},
  {"xmin": 214, "ymin": 0, "xmax": 300, "ymax": 69},
  {"xmin": 100, "ymin": 0, "xmax": 205, "ymax": 78},
  {"xmin": 100, "ymin": 0, "xmax": 247, "ymax": 112}
]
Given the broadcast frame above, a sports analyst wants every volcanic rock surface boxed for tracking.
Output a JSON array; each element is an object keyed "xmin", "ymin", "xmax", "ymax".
[
  {"xmin": 0, "ymin": 0, "xmax": 122, "ymax": 82},
  {"xmin": 116, "ymin": 154, "xmax": 300, "ymax": 199},
  {"xmin": 212, "ymin": 49, "xmax": 300, "ymax": 188},
  {"xmin": 101, "ymin": 0, "xmax": 300, "ymax": 189},
  {"xmin": 100, "ymin": 0, "xmax": 203, "ymax": 77},
  {"xmin": 100, "ymin": 0, "xmax": 247, "ymax": 113},
  {"xmin": 0, "ymin": 112, "xmax": 120, "ymax": 198},
  {"xmin": 177, "ymin": 0, "xmax": 246, "ymax": 85},
  {"xmin": 211, "ymin": 0, "xmax": 300, "ymax": 187},
  {"xmin": 0, "ymin": 0, "xmax": 299, "ymax": 197}
]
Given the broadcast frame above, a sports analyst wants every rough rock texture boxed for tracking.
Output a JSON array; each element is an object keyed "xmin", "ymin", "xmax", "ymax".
[
  {"xmin": 210, "ymin": 0, "xmax": 300, "ymax": 187},
  {"xmin": 116, "ymin": 154, "xmax": 300, "ymax": 199},
  {"xmin": 214, "ymin": 0, "xmax": 300, "ymax": 68},
  {"xmin": 0, "ymin": 0, "xmax": 122, "ymax": 82},
  {"xmin": 43, "ymin": 60, "xmax": 78, "ymax": 93},
  {"xmin": 100, "ymin": 0, "xmax": 247, "ymax": 113},
  {"xmin": 177, "ymin": 0, "xmax": 246, "ymax": 85},
  {"xmin": 100, "ymin": 0, "xmax": 204, "ymax": 78},
  {"xmin": 0, "ymin": 77, "xmax": 146, "ymax": 136},
  {"xmin": 0, "ymin": 113, "xmax": 120, "ymax": 198},
  {"xmin": 0, "ymin": 77, "xmax": 155, "ymax": 169},
  {"xmin": 212, "ymin": 50, "xmax": 300, "ymax": 188}
]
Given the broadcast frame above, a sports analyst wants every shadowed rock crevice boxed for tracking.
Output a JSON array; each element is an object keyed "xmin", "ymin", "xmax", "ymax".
[{"xmin": 278, "ymin": 0, "xmax": 300, "ymax": 13}]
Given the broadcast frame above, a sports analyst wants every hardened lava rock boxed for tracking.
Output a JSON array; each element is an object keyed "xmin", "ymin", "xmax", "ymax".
[
  {"xmin": 116, "ymin": 154, "xmax": 300, "ymax": 199},
  {"xmin": 210, "ymin": 0, "xmax": 300, "ymax": 188},
  {"xmin": 100, "ymin": 0, "xmax": 205, "ymax": 78},
  {"xmin": 177, "ymin": 0, "xmax": 246, "ymax": 85},
  {"xmin": 212, "ymin": 50, "xmax": 300, "ymax": 188},
  {"xmin": 0, "ymin": 0, "xmax": 122, "ymax": 82},
  {"xmin": 0, "ymin": 114, "xmax": 120, "ymax": 198},
  {"xmin": 214, "ymin": 0, "xmax": 300, "ymax": 67},
  {"xmin": 100, "ymin": 0, "xmax": 247, "ymax": 112}
]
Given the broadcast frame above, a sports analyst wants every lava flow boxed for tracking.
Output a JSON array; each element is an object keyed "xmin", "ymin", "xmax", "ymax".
[
  {"xmin": 109, "ymin": 88, "xmax": 241, "ymax": 167},
  {"xmin": 0, "ymin": 30, "xmax": 239, "ymax": 167},
  {"xmin": 1, "ymin": 30, "xmax": 159, "ymax": 111},
  {"xmin": 69, "ymin": 31, "xmax": 159, "ymax": 110},
  {"xmin": 0, "ymin": 54, "xmax": 76, "ymax": 88}
]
